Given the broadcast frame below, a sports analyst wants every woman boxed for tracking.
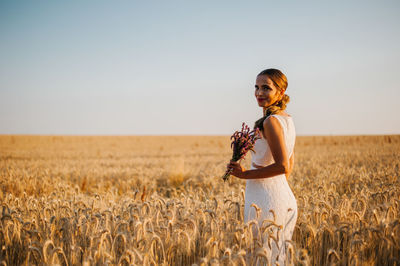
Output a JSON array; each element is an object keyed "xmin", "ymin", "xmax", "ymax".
[{"xmin": 227, "ymin": 68, "xmax": 297, "ymax": 265}]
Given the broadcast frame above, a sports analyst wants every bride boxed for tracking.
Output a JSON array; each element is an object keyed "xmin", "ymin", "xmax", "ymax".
[{"xmin": 227, "ymin": 68, "xmax": 297, "ymax": 265}]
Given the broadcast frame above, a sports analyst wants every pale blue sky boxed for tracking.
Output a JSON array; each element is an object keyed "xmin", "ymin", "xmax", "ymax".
[{"xmin": 1, "ymin": 1, "xmax": 399, "ymax": 135}]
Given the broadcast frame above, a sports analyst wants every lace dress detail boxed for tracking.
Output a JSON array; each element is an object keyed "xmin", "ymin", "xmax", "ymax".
[{"xmin": 244, "ymin": 114, "xmax": 297, "ymax": 265}]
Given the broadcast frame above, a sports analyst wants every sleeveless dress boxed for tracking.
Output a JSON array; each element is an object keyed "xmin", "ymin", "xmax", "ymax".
[{"xmin": 244, "ymin": 114, "xmax": 297, "ymax": 265}]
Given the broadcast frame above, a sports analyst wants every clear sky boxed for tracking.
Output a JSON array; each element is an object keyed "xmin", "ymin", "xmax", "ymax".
[{"xmin": 1, "ymin": 1, "xmax": 399, "ymax": 135}]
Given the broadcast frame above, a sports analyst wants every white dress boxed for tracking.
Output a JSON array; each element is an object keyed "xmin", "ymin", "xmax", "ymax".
[{"xmin": 244, "ymin": 114, "xmax": 298, "ymax": 265}]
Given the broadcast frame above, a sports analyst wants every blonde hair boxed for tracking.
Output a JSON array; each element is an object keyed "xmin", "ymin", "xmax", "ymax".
[{"xmin": 254, "ymin": 68, "xmax": 290, "ymax": 131}]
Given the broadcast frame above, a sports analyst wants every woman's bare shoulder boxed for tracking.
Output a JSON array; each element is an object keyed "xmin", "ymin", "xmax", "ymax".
[
  {"xmin": 263, "ymin": 115, "xmax": 282, "ymax": 128},
  {"xmin": 261, "ymin": 115, "xmax": 284, "ymax": 139}
]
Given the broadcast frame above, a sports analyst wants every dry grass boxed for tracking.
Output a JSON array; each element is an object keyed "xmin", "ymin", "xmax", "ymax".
[{"xmin": 0, "ymin": 135, "xmax": 399, "ymax": 265}]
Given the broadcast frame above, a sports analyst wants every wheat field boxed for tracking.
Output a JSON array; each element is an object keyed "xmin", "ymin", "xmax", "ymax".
[{"xmin": 0, "ymin": 135, "xmax": 399, "ymax": 265}]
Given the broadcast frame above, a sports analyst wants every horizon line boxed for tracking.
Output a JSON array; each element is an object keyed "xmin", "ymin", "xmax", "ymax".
[{"xmin": 1, "ymin": 133, "xmax": 399, "ymax": 137}]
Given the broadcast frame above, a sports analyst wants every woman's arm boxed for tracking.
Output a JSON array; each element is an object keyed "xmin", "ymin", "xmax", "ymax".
[
  {"xmin": 287, "ymin": 151, "xmax": 294, "ymax": 178},
  {"xmin": 252, "ymin": 151, "xmax": 294, "ymax": 178},
  {"xmin": 228, "ymin": 116, "xmax": 289, "ymax": 179}
]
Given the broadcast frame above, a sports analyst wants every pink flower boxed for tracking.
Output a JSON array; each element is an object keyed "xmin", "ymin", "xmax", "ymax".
[{"xmin": 222, "ymin": 123, "xmax": 261, "ymax": 181}]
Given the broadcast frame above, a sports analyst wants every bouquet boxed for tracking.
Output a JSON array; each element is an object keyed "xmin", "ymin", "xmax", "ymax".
[{"xmin": 222, "ymin": 123, "xmax": 261, "ymax": 181}]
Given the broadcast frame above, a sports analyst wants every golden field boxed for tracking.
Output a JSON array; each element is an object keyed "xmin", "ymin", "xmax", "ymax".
[{"xmin": 0, "ymin": 135, "xmax": 399, "ymax": 265}]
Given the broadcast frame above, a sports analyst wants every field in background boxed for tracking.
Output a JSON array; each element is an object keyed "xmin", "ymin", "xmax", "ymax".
[{"xmin": 0, "ymin": 135, "xmax": 399, "ymax": 265}]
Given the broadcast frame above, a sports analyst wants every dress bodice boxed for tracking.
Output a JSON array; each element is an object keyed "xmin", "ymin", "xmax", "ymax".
[{"xmin": 251, "ymin": 114, "xmax": 296, "ymax": 167}]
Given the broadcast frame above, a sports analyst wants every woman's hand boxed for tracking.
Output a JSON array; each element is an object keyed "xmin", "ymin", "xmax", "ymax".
[{"xmin": 227, "ymin": 161, "xmax": 246, "ymax": 179}]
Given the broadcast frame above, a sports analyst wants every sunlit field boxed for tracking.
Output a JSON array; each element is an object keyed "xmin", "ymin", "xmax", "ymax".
[{"xmin": 0, "ymin": 135, "xmax": 399, "ymax": 265}]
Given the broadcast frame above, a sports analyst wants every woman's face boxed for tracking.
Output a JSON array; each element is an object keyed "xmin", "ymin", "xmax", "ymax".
[{"xmin": 254, "ymin": 75, "xmax": 283, "ymax": 108}]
